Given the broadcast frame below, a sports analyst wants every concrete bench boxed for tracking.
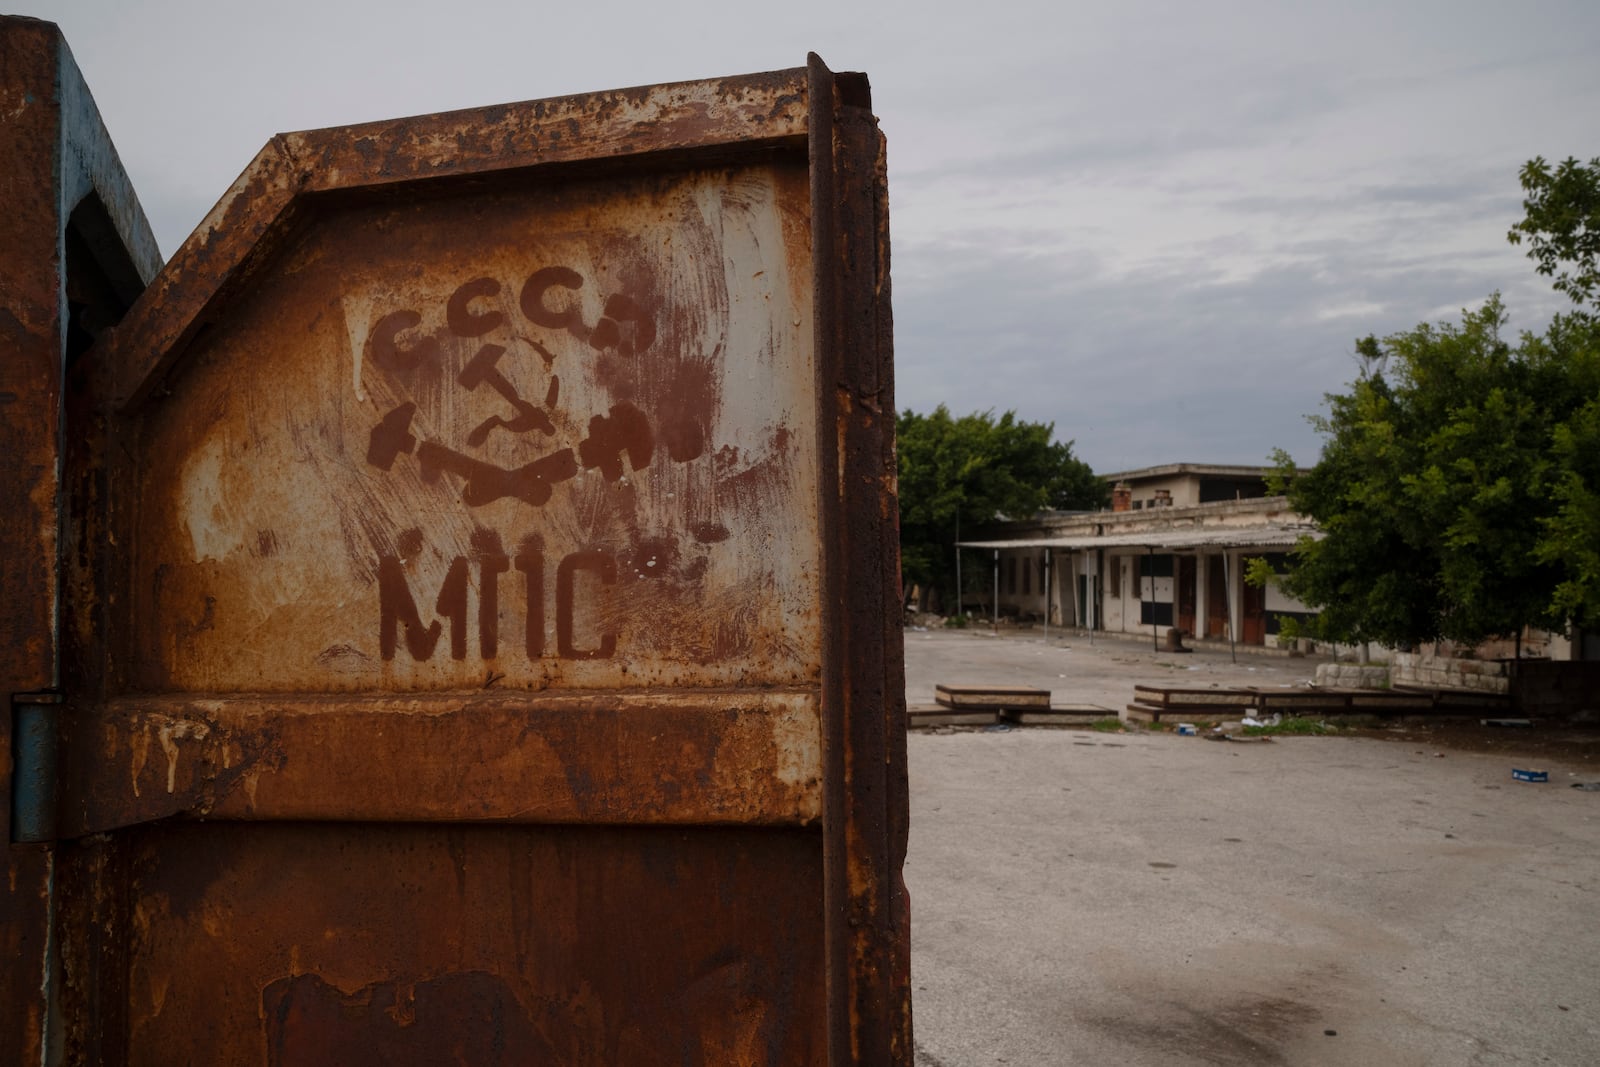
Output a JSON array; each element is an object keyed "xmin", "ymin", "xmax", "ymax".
[{"xmin": 935, "ymin": 684, "xmax": 1052, "ymax": 712}]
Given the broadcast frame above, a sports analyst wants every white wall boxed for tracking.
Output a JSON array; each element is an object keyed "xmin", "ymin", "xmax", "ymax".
[{"xmin": 1264, "ymin": 584, "xmax": 1309, "ymax": 614}]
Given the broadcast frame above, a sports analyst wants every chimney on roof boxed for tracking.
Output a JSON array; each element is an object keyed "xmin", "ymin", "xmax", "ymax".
[{"xmin": 1112, "ymin": 482, "xmax": 1132, "ymax": 512}]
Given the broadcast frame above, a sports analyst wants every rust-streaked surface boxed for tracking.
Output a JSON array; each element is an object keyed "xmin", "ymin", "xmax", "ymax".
[
  {"xmin": 1, "ymin": 17, "xmax": 162, "ymax": 1064},
  {"xmin": 106, "ymin": 71, "xmax": 810, "ymax": 414},
  {"xmin": 118, "ymin": 824, "xmax": 826, "ymax": 1065},
  {"xmin": 58, "ymin": 690, "xmax": 821, "ymax": 832},
  {"xmin": 0, "ymin": 23, "xmax": 62, "ymax": 1063},
  {"xmin": 37, "ymin": 52, "xmax": 906, "ymax": 1066},
  {"xmin": 809, "ymin": 63, "xmax": 913, "ymax": 1065},
  {"xmin": 129, "ymin": 163, "xmax": 819, "ymax": 693}
]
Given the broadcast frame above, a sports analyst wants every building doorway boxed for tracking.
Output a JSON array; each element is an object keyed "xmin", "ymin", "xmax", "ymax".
[
  {"xmin": 1205, "ymin": 555, "xmax": 1228, "ymax": 639},
  {"xmin": 1176, "ymin": 555, "xmax": 1196, "ymax": 636},
  {"xmin": 1241, "ymin": 574, "xmax": 1267, "ymax": 645}
]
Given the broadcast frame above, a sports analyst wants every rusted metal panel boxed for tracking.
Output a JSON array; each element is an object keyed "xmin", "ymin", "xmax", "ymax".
[
  {"xmin": 33, "ymin": 50, "xmax": 905, "ymax": 1066},
  {"xmin": 0, "ymin": 21, "xmax": 59, "ymax": 1047},
  {"xmin": 58, "ymin": 690, "xmax": 820, "ymax": 832},
  {"xmin": 121, "ymin": 823, "xmax": 825, "ymax": 1065},
  {"xmin": 123, "ymin": 163, "xmax": 820, "ymax": 694},
  {"xmin": 106, "ymin": 72, "xmax": 810, "ymax": 414},
  {"xmin": 1, "ymin": 17, "xmax": 162, "ymax": 1064},
  {"xmin": 809, "ymin": 60, "xmax": 913, "ymax": 1065}
]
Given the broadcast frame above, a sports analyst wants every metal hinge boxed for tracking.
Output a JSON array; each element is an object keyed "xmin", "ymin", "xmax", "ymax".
[{"xmin": 11, "ymin": 691, "xmax": 61, "ymax": 843}]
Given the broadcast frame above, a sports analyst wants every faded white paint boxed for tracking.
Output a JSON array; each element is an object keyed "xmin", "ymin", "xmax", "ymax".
[
  {"xmin": 178, "ymin": 438, "xmax": 240, "ymax": 564},
  {"xmin": 769, "ymin": 694, "xmax": 822, "ymax": 797},
  {"xmin": 155, "ymin": 718, "xmax": 210, "ymax": 794},
  {"xmin": 340, "ymin": 293, "xmax": 375, "ymax": 403}
]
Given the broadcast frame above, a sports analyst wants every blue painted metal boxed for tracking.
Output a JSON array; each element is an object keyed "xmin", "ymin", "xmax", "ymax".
[{"xmin": 11, "ymin": 693, "xmax": 61, "ymax": 844}]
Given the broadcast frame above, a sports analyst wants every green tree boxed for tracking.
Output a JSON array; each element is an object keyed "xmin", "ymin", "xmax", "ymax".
[
  {"xmin": 1278, "ymin": 155, "xmax": 1600, "ymax": 648},
  {"xmin": 1508, "ymin": 156, "xmax": 1600, "ymax": 307},
  {"xmin": 1509, "ymin": 154, "xmax": 1600, "ymax": 635},
  {"xmin": 897, "ymin": 406, "xmax": 1104, "ymax": 611},
  {"xmin": 1528, "ymin": 314, "xmax": 1600, "ymax": 629},
  {"xmin": 1281, "ymin": 298, "xmax": 1600, "ymax": 648},
  {"xmin": 1278, "ymin": 337, "xmax": 1458, "ymax": 648}
]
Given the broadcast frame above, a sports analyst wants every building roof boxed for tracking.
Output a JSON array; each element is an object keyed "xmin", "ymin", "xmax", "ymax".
[
  {"xmin": 1100, "ymin": 462, "xmax": 1276, "ymax": 483},
  {"xmin": 960, "ymin": 523, "xmax": 1319, "ymax": 552}
]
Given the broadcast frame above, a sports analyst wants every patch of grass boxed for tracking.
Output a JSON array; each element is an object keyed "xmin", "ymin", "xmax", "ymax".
[
  {"xmin": 1090, "ymin": 717, "xmax": 1126, "ymax": 733},
  {"xmin": 1242, "ymin": 717, "xmax": 1342, "ymax": 737}
]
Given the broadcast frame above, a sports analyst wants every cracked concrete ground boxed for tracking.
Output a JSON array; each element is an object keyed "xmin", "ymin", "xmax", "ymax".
[{"xmin": 904, "ymin": 629, "xmax": 1600, "ymax": 1066}]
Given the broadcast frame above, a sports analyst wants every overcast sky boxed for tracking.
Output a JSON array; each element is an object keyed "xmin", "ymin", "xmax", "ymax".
[{"xmin": 24, "ymin": 0, "xmax": 1600, "ymax": 471}]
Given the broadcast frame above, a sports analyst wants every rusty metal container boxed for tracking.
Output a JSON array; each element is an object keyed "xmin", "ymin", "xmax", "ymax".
[
  {"xmin": 1, "ymin": 17, "xmax": 164, "ymax": 1063},
  {"xmin": 4, "ymin": 20, "xmax": 907, "ymax": 1065}
]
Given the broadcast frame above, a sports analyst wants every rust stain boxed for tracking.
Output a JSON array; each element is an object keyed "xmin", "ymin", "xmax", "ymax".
[
  {"xmin": 263, "ymin": 971, "xmax": 549, "ymax": 1066},
  {"xmin": 59, "ymin": 691, "xmax": 821, "ymax": 833},
  {"xmin": 35, "ymin": 51, "xmax": 908, "ymax": 1067},
  {"xmin": 117, "ymin": 824, "xmax": 826, "ymax": 1064},
  {"xmin": 129, "ymin": 163, "xmax": 819, "ymax": 694},
  {"xmin": 154, "ymin": 717, "xmax": 208, "ymax": 794}
]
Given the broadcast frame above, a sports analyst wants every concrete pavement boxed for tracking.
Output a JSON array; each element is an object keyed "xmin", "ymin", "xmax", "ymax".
[
  {"xmin": 903, "ymin": 630, "xmax": 1600, "ymax": 1066},
  {"xmin": 903, "ymin": 624, "xmax": 1322, "ymax": 713}
]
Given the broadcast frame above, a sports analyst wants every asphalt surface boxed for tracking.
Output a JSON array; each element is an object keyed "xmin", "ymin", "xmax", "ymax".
[{"xmin": 903, "ymin": 629, "xmax": 1600, "ymax": 1066}]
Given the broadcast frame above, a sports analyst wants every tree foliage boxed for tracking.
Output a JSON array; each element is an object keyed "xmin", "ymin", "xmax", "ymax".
[
  {"xmin": 1281, "ymin": 160, "xmax": 1600, "ymax": 646},
  {"xmin": 1530, "ymin": 316, "xmax": 1600, "ymax": 629},
  {"xmin": 897, "ymin": 406, "xmax": 1104, "ymax": 609},
  {"xmin": 1508, "ymin": 156, "xmax": 1600, "ymax": 307}
]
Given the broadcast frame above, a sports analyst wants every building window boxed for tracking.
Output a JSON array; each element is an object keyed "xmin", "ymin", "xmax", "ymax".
[
  {"xmin": 1140, "ymin": 601, "xmax": 1175, "ymax": 626},
  {"xmin": 1023, "ymin": 557, "xmax": 1032, "ymax": 595},
  {"xmin": 1131, "ymin": 554, "xmax": 1173, "ymax": 602}
]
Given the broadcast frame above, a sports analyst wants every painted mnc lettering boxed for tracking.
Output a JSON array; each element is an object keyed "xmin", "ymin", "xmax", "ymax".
[{"xmin": 378, "ymin": 535, "xmax": 614, "ymax": 663}]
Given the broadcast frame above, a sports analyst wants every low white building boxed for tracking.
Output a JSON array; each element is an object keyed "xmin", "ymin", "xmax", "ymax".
[{"xmin": 959, "ymin": 463, "xmax": 1321, "ymax": 648}]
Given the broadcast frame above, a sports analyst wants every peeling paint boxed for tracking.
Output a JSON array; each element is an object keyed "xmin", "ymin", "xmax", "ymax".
[
  {"xmin": 340, "ymin": 292, "xmax": 373, "ymax": 403},
  {"xmin": 156, "ymin": 718, "xmax": 211, "ymax": 794},
  {"xmin": 129, "ymin": 728, "xmax": 150, "ymax": 799},
  {"xmin": 771, "ymin": 699, "xmax": 822, "ymax": 794},
  {"xmin": 179, "ymin": 437, "xmax": 241, "ymax": 564}
]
